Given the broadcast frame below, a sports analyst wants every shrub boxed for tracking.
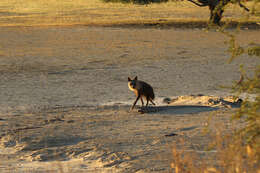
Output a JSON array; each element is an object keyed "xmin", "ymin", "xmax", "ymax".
[{"xmin": 227, "ymin": 33, "xmax": 260, "ymax": 157}]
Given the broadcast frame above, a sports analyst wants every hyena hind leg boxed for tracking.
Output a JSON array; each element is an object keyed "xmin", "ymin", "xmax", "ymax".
[
  {"xmin": 150, "ymin": 99, "xmax": 156, "ymax": 105},
  {"xmin": 141, "ymin": 97, "xmax": 144, "ymax": 107},
  {"xmin": 146, "ymin": 97, "xmax": 155, "ymax": 107}
]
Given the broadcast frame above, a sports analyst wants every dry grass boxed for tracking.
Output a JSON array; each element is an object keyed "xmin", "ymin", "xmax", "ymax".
[
  {"xmin": 0, "ymin": 0, "xmax": 259, "ymax": 26},
  {"xmin": 171, "ymin": 122, "xmax": 260, "ymax": 173}
]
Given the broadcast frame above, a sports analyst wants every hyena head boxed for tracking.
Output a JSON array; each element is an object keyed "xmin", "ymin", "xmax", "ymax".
[{"xmin": 128, "ymin": 76, "xmax": 138, "ymax": 91}]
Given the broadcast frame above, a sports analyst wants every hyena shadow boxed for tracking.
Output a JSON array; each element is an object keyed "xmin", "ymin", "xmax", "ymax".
[{"xmin": 138, "ymin": 105, "xmax": 218, "ymax": 115}]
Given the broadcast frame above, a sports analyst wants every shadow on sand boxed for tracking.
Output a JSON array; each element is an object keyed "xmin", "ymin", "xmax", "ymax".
[{"xmin": 138, "ymin": 105, "xmax": 219, "ymax": 115}]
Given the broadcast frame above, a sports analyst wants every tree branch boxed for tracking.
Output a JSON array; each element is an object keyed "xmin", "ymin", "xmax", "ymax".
[
  {"xmin": 187, "ymin": 0, "xmax": 209, "ymax": 7},
  {"xmin": 238, "ymin": 2, "xmax": 250, "ymax": 12}
]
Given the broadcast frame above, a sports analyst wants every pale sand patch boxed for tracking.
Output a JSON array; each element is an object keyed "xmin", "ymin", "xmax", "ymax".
[
  {"xmin": 168, "ymin": 95, "xmax": 241, "ymax": 107},
  {"xmin": 19, "ymin": 157, "xmax": 125, "ymax": 173}
]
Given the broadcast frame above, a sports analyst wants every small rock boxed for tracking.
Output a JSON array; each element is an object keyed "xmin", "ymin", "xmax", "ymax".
[{"xmin": 163, "ymin": 97, "xmax": 171, "ymax": 104}]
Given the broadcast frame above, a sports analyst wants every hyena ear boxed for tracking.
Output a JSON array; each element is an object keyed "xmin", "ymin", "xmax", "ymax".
[
  {"xmin": 134, "ymin": 76, "xmax": 138, "ymax": 80},
  {"xmin": 128, "ymin": 77, "xmax": 131, "ymax": 81}
]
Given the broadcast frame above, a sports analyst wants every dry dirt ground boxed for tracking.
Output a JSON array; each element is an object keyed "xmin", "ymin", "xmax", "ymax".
[{"xmin": 0, "ymin": 26, "xmax": 259, "ymax": 172}]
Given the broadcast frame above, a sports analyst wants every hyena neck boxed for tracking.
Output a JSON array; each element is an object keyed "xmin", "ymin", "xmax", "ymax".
[{"xmin": 128, "ymin": 82, "xmax": 136, "ymax": 92}]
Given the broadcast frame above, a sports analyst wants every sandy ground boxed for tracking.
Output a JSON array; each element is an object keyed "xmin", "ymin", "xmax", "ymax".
[
  {"xmin": 0, "ymin": 96, "xmax": 242, "ymax": 173},
  {"xmin": 0, "ymin": 26, "xmax": 259, "ymax": 172}
]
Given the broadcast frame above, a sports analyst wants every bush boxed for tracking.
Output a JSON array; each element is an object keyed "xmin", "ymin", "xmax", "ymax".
[
  {"xmin": 101, "ymin": 0, "xmax": 169, "ymax": 4},
  {"xmin": 227, "ymin": 35, "xmax": 260, "ymax": 156}
]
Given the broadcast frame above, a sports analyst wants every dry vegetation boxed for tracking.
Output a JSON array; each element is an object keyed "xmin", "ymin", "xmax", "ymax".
[
  {"xmin": 0, "ymin": 0, "xmax": 259, "ymax": 27},
  {"xmin": 170, "ymin": 111, "xmax": 260, "ymax": 173}
]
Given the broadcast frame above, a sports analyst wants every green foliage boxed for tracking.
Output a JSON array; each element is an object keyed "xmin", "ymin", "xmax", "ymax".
[
  {"xmin": 225, "ymin": 30, "xmax": 260, "ymax": 156},
  {"xmin": 233, "ymin": 63, "xmax": 260, "ymax": 153},
  {"xmin": 101, "ymin": 0, "xmax": 168, "ymax": 4}
]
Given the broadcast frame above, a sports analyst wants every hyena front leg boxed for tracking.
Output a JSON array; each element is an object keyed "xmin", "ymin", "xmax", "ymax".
[{"xmin": 131, "ymin": 94, "xmax": 140, "ymax": 110}]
